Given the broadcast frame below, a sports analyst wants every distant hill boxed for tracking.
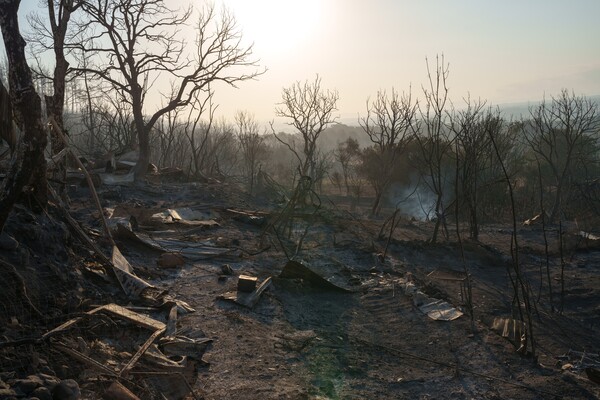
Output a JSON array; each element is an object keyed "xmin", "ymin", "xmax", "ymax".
[
  {"xmin": 269, "ymin": 94, "xmax": 600, "ymax": 151},
  {"xmin": 497, "ymin": 94, "xmax": 600, "ymax": 120},
  {"xmin": 317, "ymin": 123, "xmax": 368, "ymax": 151}
]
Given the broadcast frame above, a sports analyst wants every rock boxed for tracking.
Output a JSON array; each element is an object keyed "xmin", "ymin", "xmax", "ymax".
[
  {"xmin": 39, "ymin": 366, "xmax": 57, "ymax": 376},
  {"xmin": 0, "ymin": 387, "xmax": 17, "ymax": 397},
  {"xmin": 157, "ymin": 252, "xmax": 185, "ymax": 268},
  {"xmin": 32, "ymin": 386, "xmax": 52, "ymax": 400},
  {"xmin": 14, "ymin": 376, "xmax": 42, "ymax": 394},
  {"xmin": 52, "ymin": 379, "xmax": 80, "ymax": 400},
  {"xmin": 55, "ymin": 365, "xmax": 70, "ymax": 380},
  {"xmin": 0, "ymin": 232, "xmax": 18, "ymax": 251},
  {"xmin": 221, "ymin": 264, "xmax": 233, "ymax": 275},
  {"xmin": 37, "ymin": 374, "xmax": 60, "ymax": 390}
]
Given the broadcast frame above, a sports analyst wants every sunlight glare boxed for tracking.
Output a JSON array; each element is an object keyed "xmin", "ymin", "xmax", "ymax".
[{"xmin": 221, "ymin": 0, "xmax": 323, "ymax": 56}]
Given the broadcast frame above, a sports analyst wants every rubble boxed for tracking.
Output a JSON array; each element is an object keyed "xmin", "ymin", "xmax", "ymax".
[
  {"xmin": 2, "ymin": 146, "xmax": 599, "ymax": 399},
  {"xmin": 37, "ymin": 303, "xmax": 207, "ymax": 398}
]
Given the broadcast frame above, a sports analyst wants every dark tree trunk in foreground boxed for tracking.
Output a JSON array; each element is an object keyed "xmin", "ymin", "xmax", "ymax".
[
  {"xmin": 0, "ymin": 79, "xmax": 16, "ymax": 152},
  {"xmin": 0, "ymin": 0, "xmax": 48, "ymax": 232}
]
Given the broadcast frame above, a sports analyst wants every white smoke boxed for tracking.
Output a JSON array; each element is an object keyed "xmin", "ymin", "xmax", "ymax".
[{"xmin": 388, "ymin": 181, "xmax": 436, "ymax": 221}]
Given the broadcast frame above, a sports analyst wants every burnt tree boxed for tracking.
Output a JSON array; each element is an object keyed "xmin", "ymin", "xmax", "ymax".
[
  {"xmin": 76, "ymin": 1, "xmax": 261, "ymax": 181},
  {"xmin": 0, "ymin": 79, "xmax": 16, "ymax": 153},
  {"xmin": 28, "ymin": 0, "xmax": 81, "ymax": 192},
  {"xmin": 524, "ymin": 90, "xmax": 600, "ymax": 223},
  {"xmin": 0, "ymin": 0, "xmax": 48, "ymax": 232},
  {"xmin": 359, "ymin": 88, "xmax": 417, "ymax": 216},
  {"xmin": 413, "ymin": 55, "xmax": 453, "ymax": 243},
  {"xmin": 273, "ymin": 75, "xmax": 338, "ymax": 185},
  {"xmin": 235, "ymin": 110, "xmax": 265, "ymax": 194},
  {"xmin": 448, "ymin": 98, "xmax": 489, "ymax": 240}
]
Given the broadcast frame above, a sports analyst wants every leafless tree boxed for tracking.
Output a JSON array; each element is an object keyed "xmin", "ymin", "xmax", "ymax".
[
  {"xmin": 523, "ymin": 89, "xmax": 600, "ymax": 223},
  {"xmin": 184, "ymin": 90, "xmax": 216, "ymax": 180},
  {"xmin": 26, "ymin": 0, "xmax": 82, "ymax": 194},
  {"xmin": 273, "ymin": 75, "xmax": 338, "ymax": 186},
  {"xmin": 74, "ymin": 1, "xmax": 262, "ymax": 181},
  {"xmin": 235, "ymin": 110, "xmax": 266, "ymax": 194},
  {"xmin": 359, "ymin": 88, "xmax": 417, "ymax": 216},
  {"xmin": 0, "ymin": 0, "xmax": 48, "ymax": 231},
  {"xmin": 333, "ymin": 137, "xmax": 360, "ymax": 196},
  {"xmin": 449, "ymin": 97, "xmax": 489, "ymax": 239},
  {"xmin": 488, "ymin": 114, "xmax": 537, "ymax": 356},
  {"xmin": 413, "ymin": 55, "xmax": 453, "ymax": 243},
  {"xmin": 313, "ymin": 149, "xmax": 334, "ymax": 194},
  {"xmin": 154, "ymin": 101, "xmax": 185, "ymax": 168},
  {"xmin": 208, "ymin": 117, "xmax": 239, "ymax": 179}
]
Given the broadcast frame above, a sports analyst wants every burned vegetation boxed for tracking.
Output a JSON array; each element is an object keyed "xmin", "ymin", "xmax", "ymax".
[{"xmin": 1, "ymin": 1, "xmax": 600, "ymax": 400}]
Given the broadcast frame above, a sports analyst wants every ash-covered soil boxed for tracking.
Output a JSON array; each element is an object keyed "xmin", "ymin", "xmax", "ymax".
[{"xmin": 1, "ymin": 181, "xmax": 599, "ymax": 399}]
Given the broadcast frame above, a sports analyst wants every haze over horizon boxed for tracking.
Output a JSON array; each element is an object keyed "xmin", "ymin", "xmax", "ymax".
[
  {"xmin": 212, "ymin": 0, "xmax": 600, "ymax": 125},
  {"xmin": 7, "ymin": 0, "xmax": 600, "ymax": 129}
]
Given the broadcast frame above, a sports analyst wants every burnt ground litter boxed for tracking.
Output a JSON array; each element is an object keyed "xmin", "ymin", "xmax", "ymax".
[{"xmin": 0, "ymin": 179, "xmax": 599, "ymax": 399}]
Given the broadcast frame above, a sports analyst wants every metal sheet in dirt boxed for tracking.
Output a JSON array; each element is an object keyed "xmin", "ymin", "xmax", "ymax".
[
  {"xmin": 111, "ymin": 246, "xmax": 158, "ymax": 298},
  {"xmin": 279, "ymin": 260, "xmax": 352, "ymax": 292}
]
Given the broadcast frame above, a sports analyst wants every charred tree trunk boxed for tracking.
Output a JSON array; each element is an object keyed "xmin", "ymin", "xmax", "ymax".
[
  {"xmin": 131, "ymin": 86, "xmax": 149, "ymax": 181},
  {"xmin": 0, "ymin": 79, "xmax": 16, "ymax": 152},
  {"xmin": 0, "ymin": 0, "xmax": 48, "ymax": 231},
  {"xmin": 46, "ymin": 0, "xmax": 79, "ymax": 195}
]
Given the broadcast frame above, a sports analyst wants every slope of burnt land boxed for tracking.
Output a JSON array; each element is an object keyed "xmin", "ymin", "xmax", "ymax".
[{"xmin": 1, "ymin": 181, "xmax": 599, "ymax": 399}]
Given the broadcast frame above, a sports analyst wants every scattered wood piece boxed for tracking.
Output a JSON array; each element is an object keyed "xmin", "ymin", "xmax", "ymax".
[
  {"xmin": 165, "ymin": 304, "xmax": 178, "ymax": 337},
  {"xmin": 220, "ymin": 276, "xmax": 273, "ymax": 308},
  {"xmin": 43, "ymin": 303, "xmax": 165, "ymax": 341},
  {"xmin": 53, "ymin": 343, "xmax": 117, "ymax": 376},
  {"xmin": 237, "ymin": 274, "xmax": 258, "ymax": 292},
  {"xmin": 49, "ymin": 116, "xmax": 115, "ymax": 246},
  {"xmin": 120, "ymin": 327, "xmax": 166, "ymax": 377},
  {"xmin": 159, "ymin": 336, "xmax": 213, "ymax": 358},
  {"xmin": 226, "ymin": 208, "xmax": 267, "ymax": 226},
  {"xmin": 523, "ymin": 213, "xmax": 542, "ymax": 226},
  {"xmin": 96, "ymin": 303, "xmax": 166, "ymax": 331}
]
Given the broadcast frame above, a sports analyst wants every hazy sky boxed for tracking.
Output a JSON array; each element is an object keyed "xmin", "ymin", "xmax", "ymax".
[
  {"xmin": 7, "ymin": 0, "xmax": 600, "ymax": 126},
  {"xmin": 211, "ymin": 0, "xmax": 600, "ymax": 123}
]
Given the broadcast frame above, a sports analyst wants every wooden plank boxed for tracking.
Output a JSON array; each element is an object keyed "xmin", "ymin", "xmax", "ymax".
[
  {"xmin": 119, "ymin": 327, "xmax": 166, "ymax": 377},
  {"xmin": 53, "ymin": 343, "xmax": 117, "ymax": 376},
  {"xmin": 220, "ymin": 276, "xmax": 272, "ymax": 308},
  {"xmin": 94, "ymin": 304, "xmax": 166, "ymax": 331}
]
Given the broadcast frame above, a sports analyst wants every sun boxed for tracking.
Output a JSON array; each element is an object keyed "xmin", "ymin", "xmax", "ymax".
[{"xmin": 221, "ymin": 0, "xmax": 323, "ymax": 56}]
